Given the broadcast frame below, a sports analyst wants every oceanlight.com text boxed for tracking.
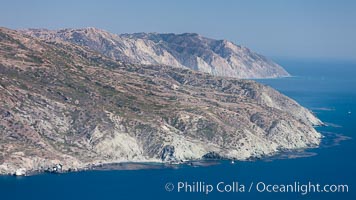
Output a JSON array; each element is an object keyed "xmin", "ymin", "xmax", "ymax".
[{"xmin": 164, "ymin": 181, "xmax": 349, "ymax": 195}]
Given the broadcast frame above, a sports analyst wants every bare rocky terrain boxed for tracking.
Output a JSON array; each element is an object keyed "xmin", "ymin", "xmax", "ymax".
[
  {"xmin": 22, "ymin": 28, "xmax": 290, "ymax": 79},
  {"xmin": 0, "ymin": 27, "xmax": 321, "ymax": 175}
]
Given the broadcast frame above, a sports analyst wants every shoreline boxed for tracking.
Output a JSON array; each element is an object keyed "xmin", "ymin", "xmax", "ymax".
[
  {"xmin": 2, "ymin": 129, "xmax": 348, "ymax": 177},
  {"xmin": 0, "ymin": 145, "xmax": 322, "ymax": 177}
]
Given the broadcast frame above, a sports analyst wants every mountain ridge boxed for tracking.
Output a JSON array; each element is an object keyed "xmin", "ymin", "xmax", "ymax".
[{"xmin": 21, "ymin": 27, "xmax": 290, "ymax": 79}]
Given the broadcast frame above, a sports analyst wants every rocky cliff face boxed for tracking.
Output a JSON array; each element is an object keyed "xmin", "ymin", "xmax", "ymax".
[
  {"xmin": 22, "ymin": 28, "xmax": 290, "ymax": 79},
  {"xmin": 0, "ymin": 27, "xmax": 320, "ymax": 175}
]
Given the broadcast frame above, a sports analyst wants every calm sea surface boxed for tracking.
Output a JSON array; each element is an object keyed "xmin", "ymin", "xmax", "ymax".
[{"xmin": 1, "ymin": 60, "xmax": 355, "ymax": 200}]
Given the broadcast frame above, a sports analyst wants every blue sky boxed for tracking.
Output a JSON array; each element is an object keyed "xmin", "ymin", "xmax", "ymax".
[{"xmin": 1, "ymin": 0, "xmax": 355, "ymax": 60}]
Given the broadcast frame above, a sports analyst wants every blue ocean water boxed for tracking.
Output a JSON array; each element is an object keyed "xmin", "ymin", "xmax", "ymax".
[{"xmin": 0, "ymin": 60, "xmax": 355, "ymax": 200}]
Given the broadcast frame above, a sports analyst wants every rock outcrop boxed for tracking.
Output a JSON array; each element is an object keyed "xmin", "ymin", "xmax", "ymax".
[{"xmin": 0, "ymin": 27, "xmax": 320, "ymax": 175}]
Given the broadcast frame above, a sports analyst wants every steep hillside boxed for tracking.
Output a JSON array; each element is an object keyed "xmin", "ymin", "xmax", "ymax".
[{"xmin": 0, "ymin": 27, "xmax": 320, "ymax": 175}]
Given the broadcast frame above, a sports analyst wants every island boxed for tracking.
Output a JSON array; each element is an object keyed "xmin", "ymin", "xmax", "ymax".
[{"xmin": 0, "ymin": 27, "xmax": 321, "ymax": 175}]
